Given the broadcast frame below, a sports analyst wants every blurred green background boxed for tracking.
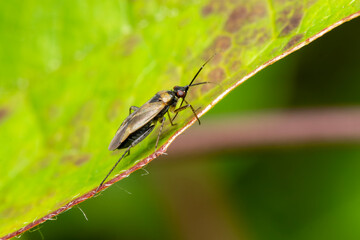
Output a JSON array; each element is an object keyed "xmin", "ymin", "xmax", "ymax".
[{"xmin": 20, "ymin": 13, "xmax": 360, "ymax": 240}]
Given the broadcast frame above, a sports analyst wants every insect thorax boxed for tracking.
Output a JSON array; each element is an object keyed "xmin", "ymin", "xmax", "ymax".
[{"xmin": 155, "ymin": 90, "xmax": 177, "ymax": 105}]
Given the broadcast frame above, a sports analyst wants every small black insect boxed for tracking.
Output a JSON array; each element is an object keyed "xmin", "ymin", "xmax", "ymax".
[{"xmin": 95, "ymin": 56, "xmax": 213, "ymax": 194}]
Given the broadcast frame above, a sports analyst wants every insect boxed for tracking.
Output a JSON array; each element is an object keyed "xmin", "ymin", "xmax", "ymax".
[{"xmin": 95, "ymin": 56, "xmax": 213, "ymax": 194}]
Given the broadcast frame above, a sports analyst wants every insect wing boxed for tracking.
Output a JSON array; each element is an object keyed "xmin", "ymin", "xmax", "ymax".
[
  {"xmin": 108, "ymin": 101, "xmax": 166, "ymax": 150},
  {"xmin": 108, "ymin": 111, "xmax": 137, "ymax": 150},
  {"xmin": 127, "ymin": 101, "xmax": 165, "ymax": 133}
]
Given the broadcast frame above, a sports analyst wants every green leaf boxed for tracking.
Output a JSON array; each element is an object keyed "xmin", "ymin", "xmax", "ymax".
[{"xmin": 0, "ymin": 0, "xmax": 359, "ymax": 238}]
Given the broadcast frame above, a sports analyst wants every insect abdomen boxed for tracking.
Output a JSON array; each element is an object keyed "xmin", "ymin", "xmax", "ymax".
[{"xmin": 118, "ymin": 122, "xmax": 154, "ymax": 149}]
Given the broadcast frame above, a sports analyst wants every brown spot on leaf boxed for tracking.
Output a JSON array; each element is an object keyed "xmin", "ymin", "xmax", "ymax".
[
  {"xmin": 225, "ymin": 6, "xmax": 247, "ymax": 33},
  {"xmin": 257, "ymin": 31, "xmax": 271, "ymax": 45},
  {"xmin": 229, "ymin": 60, "xmax": 242, "ymax": 74},
  {"xmin": 283, "ymin": 34, "xmax": 304, "ymax": 50},
  {"xmin": 235, "ymin": 27, "xmax": 270, "ymax": 47},
  {"xmin": 224, "ymin": 48, "xmax": 242, "ymax": 68},
  {"xmin": 213, "ymin": 36, "xmax": 232, "ymax": 52},
  {"xmin": 224, "ymin": 3, "xmax": 268, "ymax": 33},
  {"xmin": 0, "ymin": 108, "xmax": 8, "ymax": 120},
  {"xmin": 278, "ymin": 6, "xmax": 303, "ymax": 37},
  {"xmin": 202, "ymin": 5, "xmax": 213, "ymax": 16},
  {"xmin": 75, "ymin": 154, "xmax": 91, "ymax": 166},
  {"xmin": 213, "ymin": 0, "xmax": 227, "ymax": 14},
  {"xmin": 208, "ymin": 67, "xmax": 226, "ymax": 83},
  {"xmin": 248, "ymin": 2, "xmax": 267, "ymax": 22},
  {"xmin": 306, "ymin": 0, "xmax": 318, "ymax": 7},
  {"xmin": 274, "ymin": 0, "xmax": 287, "ymax": 3},
  {"xmin": 202, "ymin": 0, "xmax": 228, "ymax": 16},
  {"xmin": 61, "ymin": 154, "xmax": 91, "ymax": 166}
]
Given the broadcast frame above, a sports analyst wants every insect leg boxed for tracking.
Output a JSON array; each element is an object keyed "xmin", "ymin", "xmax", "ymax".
[
  {"xmin": 131, "ymin": 125, "xmax": 155, "ymax": 147},
  {"xmin": 183, "ymin": 99, "xmax": 201, "ymax": 125},
  {"xmin": 125, "ymin": 149, "xmax": 130, "ymax": 157},
  {"xmin": 167, "ymin": 111, "xmax": 176, "ymax": 126},
  {"xmin": 174, "ymin": 99, "xmax": 201, "ymax": 125},
  {"xmin": 94, "ymin": 125, "xmax": 155, "ymax": 196},
  {"xmin": 155, "ymin": 117, "xmax": 166, "ymax": 150},
  {"xmin": 94, "ymin": 145, "xmax": 132, "ymax": 196},
  {"xmin": 129, "ymin": 106, "xmax": 139, "ymax": 115},
  {"xmin": 174, "ymin": 104, "xmax": 190, "ymax": 113}
]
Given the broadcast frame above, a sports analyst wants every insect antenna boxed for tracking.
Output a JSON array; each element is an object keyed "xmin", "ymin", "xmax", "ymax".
[
  {"xmin": 188, "ymin": 81, "xmax": 209, "ymax": 87},
  {"xmin": 172, "ymin": 53, "xmax": 216, "ymax": 122},
  {"xmin": 188, "ymin": 53, "xmax": 216, "ymax": 87}
]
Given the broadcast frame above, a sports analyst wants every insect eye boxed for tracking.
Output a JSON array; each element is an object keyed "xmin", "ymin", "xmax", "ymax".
[
  {"xmin": 173, "ymin": 86, "xmax": 180, "ymax": 90},
  {"xmin": 177, "ymin": 90, "xmax": 185, "ymax": 98}
]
